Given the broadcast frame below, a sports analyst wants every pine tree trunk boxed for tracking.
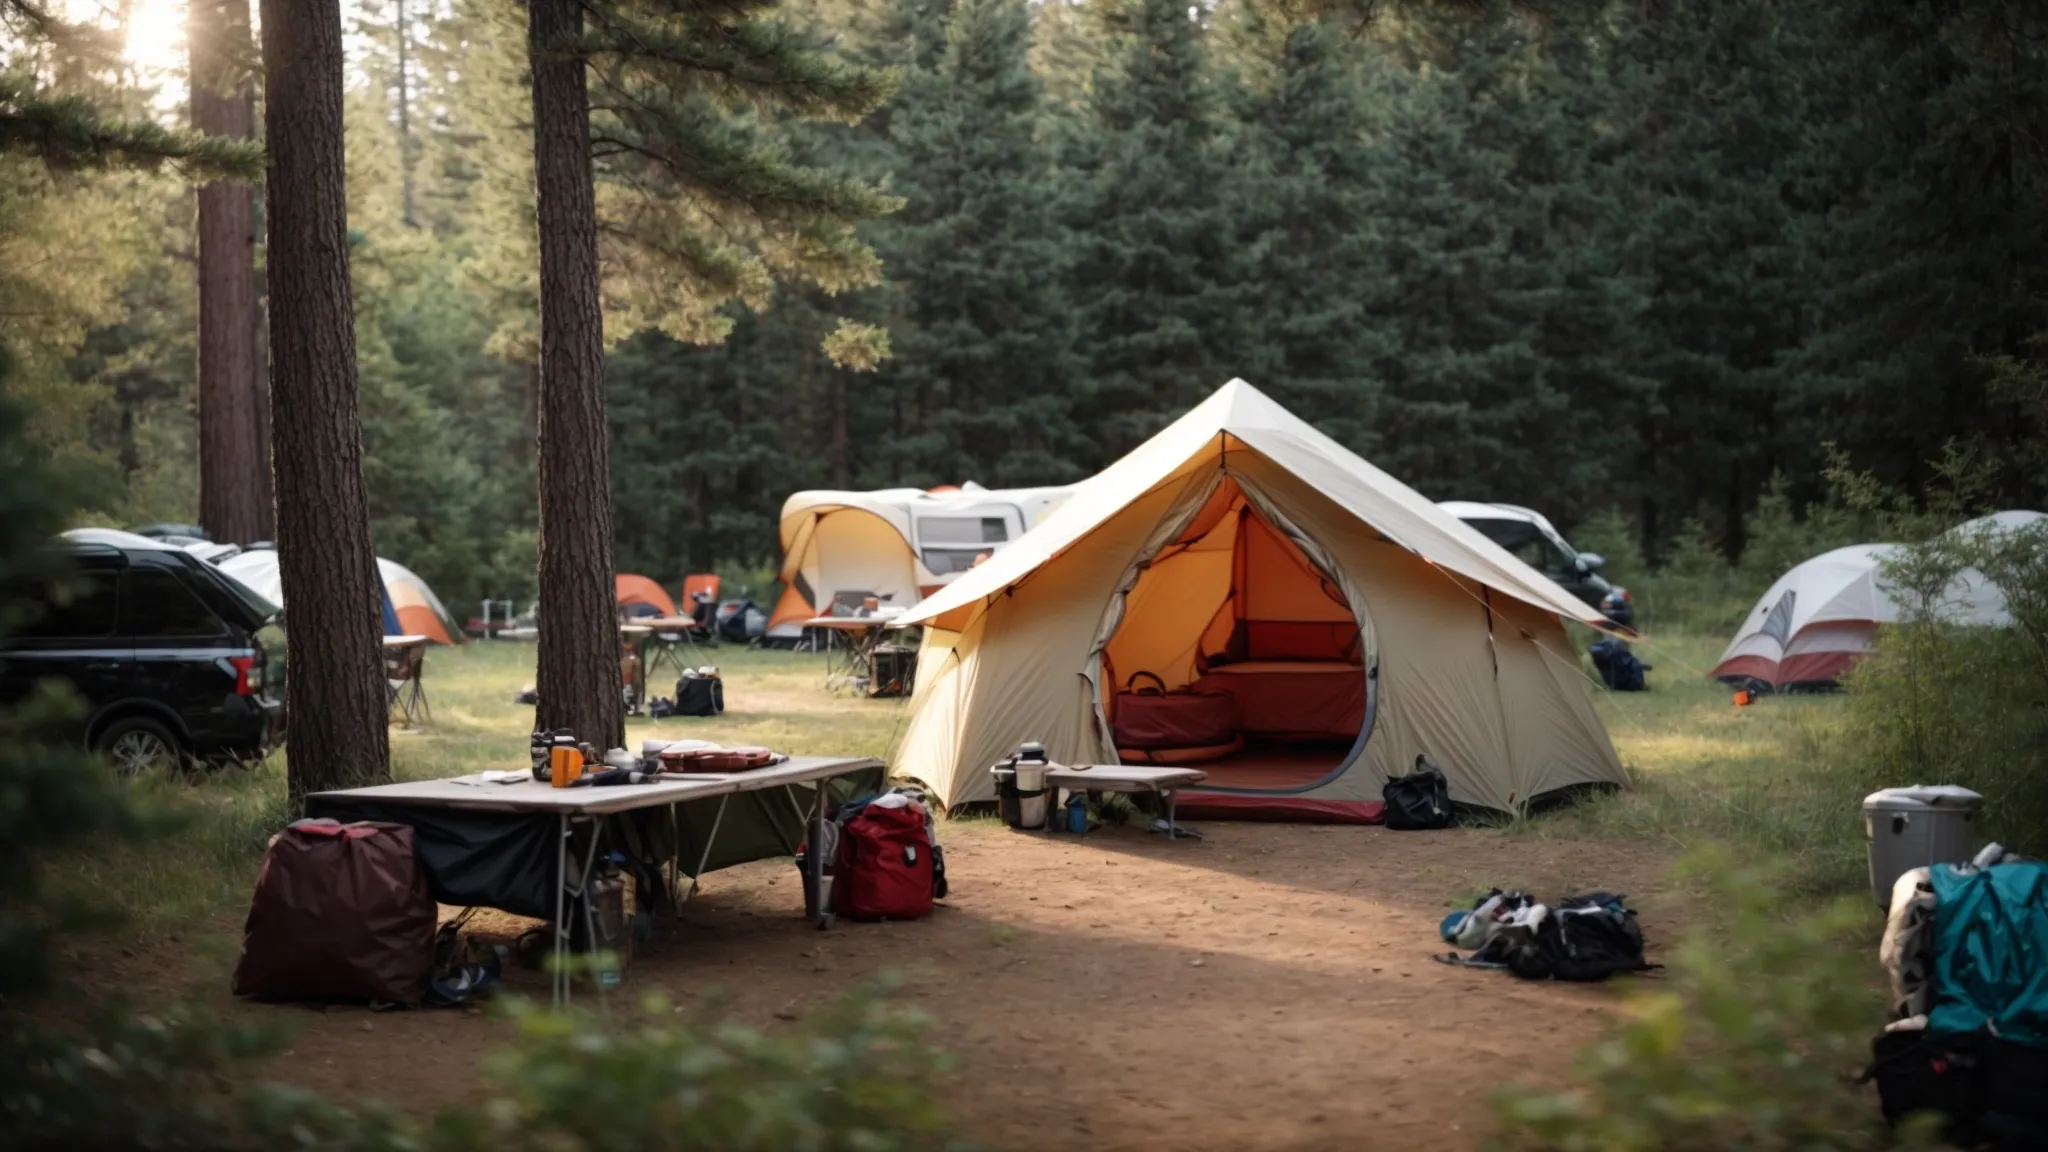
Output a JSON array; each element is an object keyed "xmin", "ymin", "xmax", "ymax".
[
  {"xmin": 260, "ymin": 0, "xmax": 391, "ymax": 804},
  {"xmin": 396, "ymin": 0, "xmax": 416, "ymax": 228},
  {"xmin": 191, "ymin": 0, "xmax": 270, "ymax": 545},
  {"xmin": 252, "ymin": 178, "xmax": 274, "ymax": 541},
  {"xmin": 529, "ymin": 0, "xmax": 623, "ymax": 749},
  {"xmin": 830, "ymin": 369, "xmax": 849, "ymax": 488}
]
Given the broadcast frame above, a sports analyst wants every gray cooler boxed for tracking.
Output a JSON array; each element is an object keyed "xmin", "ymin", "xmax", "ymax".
[{"xmin": 1863, "ymin": 785, "xmax": 1981, "ymax": 906}]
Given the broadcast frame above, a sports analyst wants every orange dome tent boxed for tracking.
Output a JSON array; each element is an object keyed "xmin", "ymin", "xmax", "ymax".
[{"xmin": 617, "ymin": 573, "xmax": 679, "ymax": 618}]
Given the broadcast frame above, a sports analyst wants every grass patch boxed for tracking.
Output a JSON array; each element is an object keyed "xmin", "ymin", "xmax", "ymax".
[
  {"xmin": 1533, "ymin": 629, "xmax": 1878, "ymax": 898},
  {"xmin": 61, "ymin": 627, "xmax": 1893, "ymax": 938}
]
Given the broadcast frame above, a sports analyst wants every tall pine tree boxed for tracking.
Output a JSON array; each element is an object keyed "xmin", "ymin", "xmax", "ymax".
[
  {"xmin": 865, "ymin": 0, "xmax": 1087, "ymax": 485},
  {"xmin": 1358, "ymin": 8, "xmax": 1646, "ymax": 513},
  {"xmin": 1065, "ymin": 0, "xmax": 1253, "ymax": 459},
  {"xmin": 1607, "ymin": 0, "xmax": 1819, "ymax": 556},
  {"xmin": 1795, "ymin": 1, "xmax": 2048, "ymax": 513},
  {"xmin": 1234, "ymin": 18, "xmax": 1384, "ymax": 452}
]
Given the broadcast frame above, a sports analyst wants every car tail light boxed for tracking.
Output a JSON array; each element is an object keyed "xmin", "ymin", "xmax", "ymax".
[{"xmin": 228, "ymin": 652, "xmax": 260, "ymax": 696}]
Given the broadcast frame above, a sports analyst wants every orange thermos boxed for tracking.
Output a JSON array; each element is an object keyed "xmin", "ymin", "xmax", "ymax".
[{"xmin": 549, "ymin": 733, "xmax": 584, "ymax": 787}]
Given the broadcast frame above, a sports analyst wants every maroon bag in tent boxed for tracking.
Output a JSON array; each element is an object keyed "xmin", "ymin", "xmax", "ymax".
[
  {"xmin": 233, "ymin": 820, "xmax": 436, "ymax": 1005},
  {"xmin": 1112, "ymin": 672, "xmax": 1240, "ymax": 751}
]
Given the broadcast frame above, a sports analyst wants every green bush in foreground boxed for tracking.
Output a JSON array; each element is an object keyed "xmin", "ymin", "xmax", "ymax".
[
  {"xmin": 1490, "ymin": 850, "xmax": 1932, "ymax": 1152},
  {"xmin": 1847, "ymin": 515, "xmax": 2048, "ymax": 855},
  {"xmin": 436, "ymin": 986, "xmax": 956, "ymax": 1152}
]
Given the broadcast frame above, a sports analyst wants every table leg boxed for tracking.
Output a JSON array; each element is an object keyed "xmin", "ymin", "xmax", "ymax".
[
  {"xmin": 582, "ymin": 816, "xmax": 610, "ymax": 1010},
  {"xmin": 667, "ymin": 803, "xmax": 683, "ymax": 908},
  {"xmin": 684, "ymin": 793, "xmax": 731, "ymax": 901},
  {"xmin": 552, "ymin": 812, "xmax": 569, "ymax": 1008},
  {"xmin": 810, "ymin": 775, "xmax": 834, "ymax": 930},
  {"xmin": 551, "ymin": 814, "xmax": 612, "ymax": 1010}
]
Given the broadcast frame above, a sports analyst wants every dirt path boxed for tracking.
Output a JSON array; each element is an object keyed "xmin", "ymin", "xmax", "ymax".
[{"xmin": 164, "ymin": 821, "xmax": 1679, "ymax": 1151}]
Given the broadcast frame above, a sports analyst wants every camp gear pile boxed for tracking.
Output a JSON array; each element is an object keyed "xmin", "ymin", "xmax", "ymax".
[
  {"xmin": 1867, "ymin": 846, "xmax": 2048, "ymax": 1147},
  {"xmin": 1433, "ymin": 888, "xmax": 1654, "ymax": 982}
]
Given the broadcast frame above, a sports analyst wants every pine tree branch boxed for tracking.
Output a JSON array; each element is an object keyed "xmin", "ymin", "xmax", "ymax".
[
  {"xmin": 582, "ymin": 5, "xmax": 897, "ymax": 123},
  {"xmin": 0, "ymin": 77, "xmax": 265, "ymax": 176}
]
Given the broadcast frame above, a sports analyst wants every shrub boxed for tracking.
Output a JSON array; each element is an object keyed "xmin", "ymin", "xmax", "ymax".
[
  {"xmin": 436, "ymin": 984, "xmax": 958, "ymax": 1152},
  {"xmin": 1637, "ymin": 517, "xmax": 1750, "ymax": 635},
  {"xmin": 1847, "ymin": 516, "xmax": 2048, "ymax": 855},
  {"xmin": 1490, "ymin": 850, "xmax": 1930, "ymax": 1152}
]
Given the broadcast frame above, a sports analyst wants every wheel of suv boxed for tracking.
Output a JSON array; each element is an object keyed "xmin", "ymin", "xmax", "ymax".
[{"xmin": 96, "ymin": 716, "xmax": 182, "ymax": 777}]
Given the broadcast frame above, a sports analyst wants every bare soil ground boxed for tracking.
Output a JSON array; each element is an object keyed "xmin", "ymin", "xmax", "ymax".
[{"xmin": 127, "ymin": 817, "xmax": 1682, "ymax": 1152}]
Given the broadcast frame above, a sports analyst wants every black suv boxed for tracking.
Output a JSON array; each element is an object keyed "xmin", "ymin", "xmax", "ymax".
[{"xmin": 0, "ymin": 529, "xmax": 285, "ymax": 774}]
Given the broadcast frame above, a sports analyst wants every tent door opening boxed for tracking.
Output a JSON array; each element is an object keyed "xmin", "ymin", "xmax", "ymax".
[{"xmin": 1098, "ymin": 474, "xmax": 1374, "ymax": 793}]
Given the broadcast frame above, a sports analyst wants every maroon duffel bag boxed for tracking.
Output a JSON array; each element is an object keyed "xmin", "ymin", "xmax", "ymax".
[
  {"xmin": 1111, "ymin": 672, "xmax": 1240, "ymax": 750},
  {"xmin": 233, "ymin": 819, "xmax": 436, "ymax": 1005}
]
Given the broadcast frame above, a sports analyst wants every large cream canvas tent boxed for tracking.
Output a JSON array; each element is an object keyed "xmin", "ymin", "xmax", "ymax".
[
  {"xmin": 893, "ymin": 380, "xmax": 1627, "ymax": 821},
  {"xmin": 767, "ymin": 482, "xmax": 1074, "ymax": 639}
]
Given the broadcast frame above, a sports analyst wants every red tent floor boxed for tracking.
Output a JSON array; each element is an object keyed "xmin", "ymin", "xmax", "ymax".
[{"xmin": 1167, "ymin": 741, "xmax": 1388, "ymax": 825}]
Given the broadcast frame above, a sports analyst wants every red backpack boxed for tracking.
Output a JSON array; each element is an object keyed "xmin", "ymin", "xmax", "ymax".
[{"xmin": 834, "ymin": 802, "xmax": 935, "ymax": 921}]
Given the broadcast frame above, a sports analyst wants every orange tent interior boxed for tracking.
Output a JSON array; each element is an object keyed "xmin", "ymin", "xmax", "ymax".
[
  {"xmin": 1103, "ymin": 479, "xmax": 1369, "ymax": 792},
  {"xmin": 616, "ymin": 573, "xmax": 678, "ymax": 618}
]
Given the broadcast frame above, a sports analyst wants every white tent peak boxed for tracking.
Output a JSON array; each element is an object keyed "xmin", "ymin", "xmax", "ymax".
[{"xmin": 898, "ymin": 377, "xmax": 1610, "ymax": 631}]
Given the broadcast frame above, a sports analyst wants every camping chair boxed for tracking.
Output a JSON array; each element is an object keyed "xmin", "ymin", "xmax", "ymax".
[
  {"xmin": 639, "ymin": 574, "xmax": 719, "ymax": 683},
  {"xmin": 819, "ymin": 591, "xmax": 891, "ymax": 690},
  {"xmin": 682, "ymin": 575, "xmax": 721, "ymax": 642},
  {"xmin": 384, "ymin": 640, "xmax": 431, "ymax": 729}
]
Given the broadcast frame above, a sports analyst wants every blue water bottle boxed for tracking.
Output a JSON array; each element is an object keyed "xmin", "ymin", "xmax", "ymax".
[{"xmin": 1065, "ymin": 793, "xmax": 1088, "ymax": 834}]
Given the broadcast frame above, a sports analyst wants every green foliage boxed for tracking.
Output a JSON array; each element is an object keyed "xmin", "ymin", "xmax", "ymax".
[
  {"xmin": 583, "ymin": 0, "xmax": 903, "ymax": 345},
  {"xmin": 1232, "ymin": 18, "xmax": 1383, "ymax": 452},
  {"xmin": 1734, "ymin": 475, "xmax": 1868, "ymax": 592},
  {"xmin": 0, "ymin": 74, "xmax": 262, "ymax": 176},
  {"xmin": 440, "ymin": 986, "xmax": 958, "ymax": 1152},
  {"xmin": 1062, "ymin": 0, "xmax": 1255, "ymax": 456},
  {"xmin": 858, "ymin": 0, "xmax": 1091, "ymax": 486},
  {"xmin": 1848, "ymin": 519, "xmax": 2048, "ymax": 856},
  {"xmin": 1359, "ymin": 6, "xmax": 1647, "ymax": 507},
  {"xmin": 1491, "ymin": 851, "xmax": 1926, "ymax": 1152}
]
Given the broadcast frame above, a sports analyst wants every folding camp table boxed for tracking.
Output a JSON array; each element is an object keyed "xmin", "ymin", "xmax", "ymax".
[
  {"xmin": 382, "ymin": 635, "xmax": 431, "ymax": 729},
  {"xmin": 1049, "ymin": 764, "xmax": 1207, "ymax": 840},
  {"xmin": 627, "ymin": 615, "xmax": 706, "ymax": 686},
  {"xmin": 304, "ymin": 755, "xmax": 885, "ymax": 1007},
  {"xmin": 804, "ymin": 616, "xmax": 892, "ymax": 691}
]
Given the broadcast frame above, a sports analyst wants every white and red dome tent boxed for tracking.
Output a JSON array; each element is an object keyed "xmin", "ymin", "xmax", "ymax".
[{"xmin": 1712, "ymin": 511, "xmax": 2045, "ymax": 691}]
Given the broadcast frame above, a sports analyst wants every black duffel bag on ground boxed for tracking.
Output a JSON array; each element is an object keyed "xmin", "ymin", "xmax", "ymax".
[
  {"xmin": 674, "ymin": 674, "xmax": 724, "ymax": 717},
  {"xmin": 1383, "ymin": 755, "xmax": 1451, "ymax": 830}
]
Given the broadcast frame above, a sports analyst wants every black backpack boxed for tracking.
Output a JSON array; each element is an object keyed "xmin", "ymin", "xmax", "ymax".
[
  {"xmin": 1864, "ymin": 1028, "xmax": 2048, "ymax": 1148},
  {"xmin": 1547, "ymin": 893, "xmax": 1652, "ymax": 982},
  {"xmin": 673, "ymin": 675, "xmax": 724, "ymax": 717},
  {"xmin": 1383, "ymin": 756, "xmax": 1452, "ymax": 830},
  {"xmin": 1589, "ymin": 637, "xmax": 1649, "ymax": 692}
]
